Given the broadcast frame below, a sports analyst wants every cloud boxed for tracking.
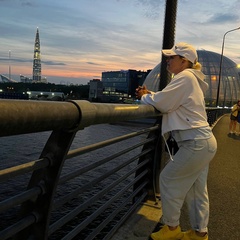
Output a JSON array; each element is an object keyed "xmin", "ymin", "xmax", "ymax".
[
  {"xmin": 0, "ymin": 57, "xmax": 31, "ymax": 63},
  {"xmin": 0, "ymin": 57, "xmax": 66, "ymax": 67},
  {"xmin": 42, "ymin": 61, "xmax": 66, "ymax": 66},
  {"xmin": 207, "ymin": 13, "xmax": 239, "ymax": 24},
  {"xmin": 21, "ymin": 2, "xmax": 33, "ymax": 7},
  {"xmin": 20, "ymin": 1, "xmax": 34, "ymax": 7},
  {"xmin": 86, "ymin": 62, "xmax": 103, "ymax": 66},
  {"xmin": 134, "ymin": 0, "xmax": 164, "ymax": 20}
]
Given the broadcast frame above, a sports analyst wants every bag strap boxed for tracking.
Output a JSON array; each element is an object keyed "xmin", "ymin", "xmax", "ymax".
[{"xmin": 163, "ymin": 132, "xmax": 174, "ymax": 161}]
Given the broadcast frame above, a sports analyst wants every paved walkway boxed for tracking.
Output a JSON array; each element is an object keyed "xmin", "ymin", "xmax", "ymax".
[
  {"xmin": 112, "ymin": 114, "xmax": 240, "ymax": 240},
  {"xmin": 206, "ymin": 114, "xmax": 240, "ymax": 239},
  {"xmin": 180, "ymin": 114, "xmax": 240, "ymax": 239}
]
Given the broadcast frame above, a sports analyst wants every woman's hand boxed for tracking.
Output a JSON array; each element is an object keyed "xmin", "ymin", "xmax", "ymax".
[{"xmin": 135, "ymin": 85, "xmax": 151, "ymax": 100}]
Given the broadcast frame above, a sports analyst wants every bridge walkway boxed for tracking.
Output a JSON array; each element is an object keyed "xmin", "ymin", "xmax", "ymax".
[{"xmin": 113, "ymin": 114, "xmax": 240, "ymax": 240}]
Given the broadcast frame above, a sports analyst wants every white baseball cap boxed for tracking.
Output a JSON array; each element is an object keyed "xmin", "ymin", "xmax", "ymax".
[{"xmin": 162, "ymin": 42, "xmax": 198, "ymax": 64}]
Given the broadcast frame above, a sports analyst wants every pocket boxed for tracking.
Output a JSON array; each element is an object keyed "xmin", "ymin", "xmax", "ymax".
[
  {"xmin": 165, "ymin": 135, "xmax": 179, "ymax": 155},
  {"xmin": 207, "ymin": 136, "xmax": 217, "ymax": 153}
]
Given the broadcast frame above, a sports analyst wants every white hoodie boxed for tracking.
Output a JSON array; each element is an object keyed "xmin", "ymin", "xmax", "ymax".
[{"xmin": 141, "ymin": 69, "xmax": 209, "ymax": 135}]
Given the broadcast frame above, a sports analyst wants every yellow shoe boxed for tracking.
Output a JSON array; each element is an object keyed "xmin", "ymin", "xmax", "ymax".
[
  {"xmin": 150, "ymin": 225, "xmax": 184, "ymax": 240},
  {"xmin": 182, "ymin": 230, "xmax": 208, "ymax": 240}
]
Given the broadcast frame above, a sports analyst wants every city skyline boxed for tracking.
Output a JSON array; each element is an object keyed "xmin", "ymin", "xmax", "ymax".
[{"xmin": 0, "ymin": 0, "xmax": 240, "ymax": 85}]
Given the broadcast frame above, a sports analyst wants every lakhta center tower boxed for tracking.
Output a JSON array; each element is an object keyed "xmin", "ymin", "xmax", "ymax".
[{"xmin": 32, "ymin": 28, "xmax": 41, "ymax": 82}]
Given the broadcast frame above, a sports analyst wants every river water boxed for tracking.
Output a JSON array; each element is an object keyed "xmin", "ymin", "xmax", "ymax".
[
  {"xmin": 0, "ymin": 123, "xmax": 147, "ymax": 168},
  {"xmin": 0, "ymin": 122, "xmax": 151, "ymax": 239}
]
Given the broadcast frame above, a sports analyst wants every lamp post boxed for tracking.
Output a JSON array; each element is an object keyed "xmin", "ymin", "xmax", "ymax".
[
  {"xmin": 8, "ymin": 50, "xmax": 11, "ymax": 81},
  {"xmin": 216, "ymin": 27, "xmax": 240, "ymax": 107}
]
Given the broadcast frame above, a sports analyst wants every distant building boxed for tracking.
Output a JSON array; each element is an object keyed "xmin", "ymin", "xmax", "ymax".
[
  {"xmin": 32, "ymin": 28, "xmax": 42, "ymax": 82},
  {"xmin": 20, "ymin": 74, "xmax": 32, "ymax": 83},
  {"xmin": 101, "ymin": 69, "xmax": 150, "ymax": 102},
  {"xmin": 88, "ymin": 79, "xmax": 103, "ymax": 102},
  {"xmin": 41, "ymin": 77, "xmax": 48, "ymax": 84},
  {"xmin": 26, "ymin": 91, "xmax": 64, "ymax": 101},
  {"xmin": 0, "ymin": 74, "xmax": 17, "ymax": 83}
]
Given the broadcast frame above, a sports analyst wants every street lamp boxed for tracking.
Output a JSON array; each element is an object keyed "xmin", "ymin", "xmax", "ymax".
[{"xmin": 216, "ymin": 27, "xmax": 240, "ymax": 107}]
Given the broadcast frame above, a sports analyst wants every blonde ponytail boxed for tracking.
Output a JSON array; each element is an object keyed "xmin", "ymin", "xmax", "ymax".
[
  {"xmin": 192, "ymin": 61, "xmax": 202, "ymax": 70},
  {"xmin": 184, "ymin": 58, "xmax": 202, "ymax": 70}
]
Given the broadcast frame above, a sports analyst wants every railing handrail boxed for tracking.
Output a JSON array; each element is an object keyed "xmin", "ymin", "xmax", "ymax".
[{"xmin": 0, "ymin": 99, "xmax": 161, "ymax": 137}]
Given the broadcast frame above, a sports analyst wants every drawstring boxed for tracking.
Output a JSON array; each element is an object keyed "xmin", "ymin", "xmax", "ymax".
[{"xmin": 163, "ymin": 133, "xmax": 174, "ymax": 161}]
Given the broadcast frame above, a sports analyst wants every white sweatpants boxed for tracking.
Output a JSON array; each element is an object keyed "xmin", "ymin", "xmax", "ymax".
[{"xmin": 160, "ymin": 135, "xmax": 217, "ymax": 232}]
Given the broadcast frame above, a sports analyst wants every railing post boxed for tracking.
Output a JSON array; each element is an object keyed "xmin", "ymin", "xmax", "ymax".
[
  {"xmin": 17, "ymin": 129, "xmax": 77, "ymax": 239},
  {"xmin": 134, "ymin": 121, "xmax": 162, "ymax": 202}
]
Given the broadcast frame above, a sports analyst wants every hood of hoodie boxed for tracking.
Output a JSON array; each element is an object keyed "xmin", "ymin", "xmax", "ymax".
[{"xmin": 185, "ymin": 69, "xmax": 208, "ymax": 93}]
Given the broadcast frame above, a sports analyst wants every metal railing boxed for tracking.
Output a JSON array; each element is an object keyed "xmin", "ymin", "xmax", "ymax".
[{"xmin": 0, "ymin": 99, "xmax": 228, "ymax": 240}]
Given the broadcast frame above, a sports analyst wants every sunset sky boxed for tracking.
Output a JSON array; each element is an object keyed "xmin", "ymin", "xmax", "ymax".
[{"xmin": 0, "ymin": 0, "xmax": 240, "ymax": 85}]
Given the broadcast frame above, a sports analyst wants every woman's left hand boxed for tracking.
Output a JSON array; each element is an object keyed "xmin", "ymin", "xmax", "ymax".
[{"xmin": 135, "ymin": 85, "xmax": 150, "ymax": 99}]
